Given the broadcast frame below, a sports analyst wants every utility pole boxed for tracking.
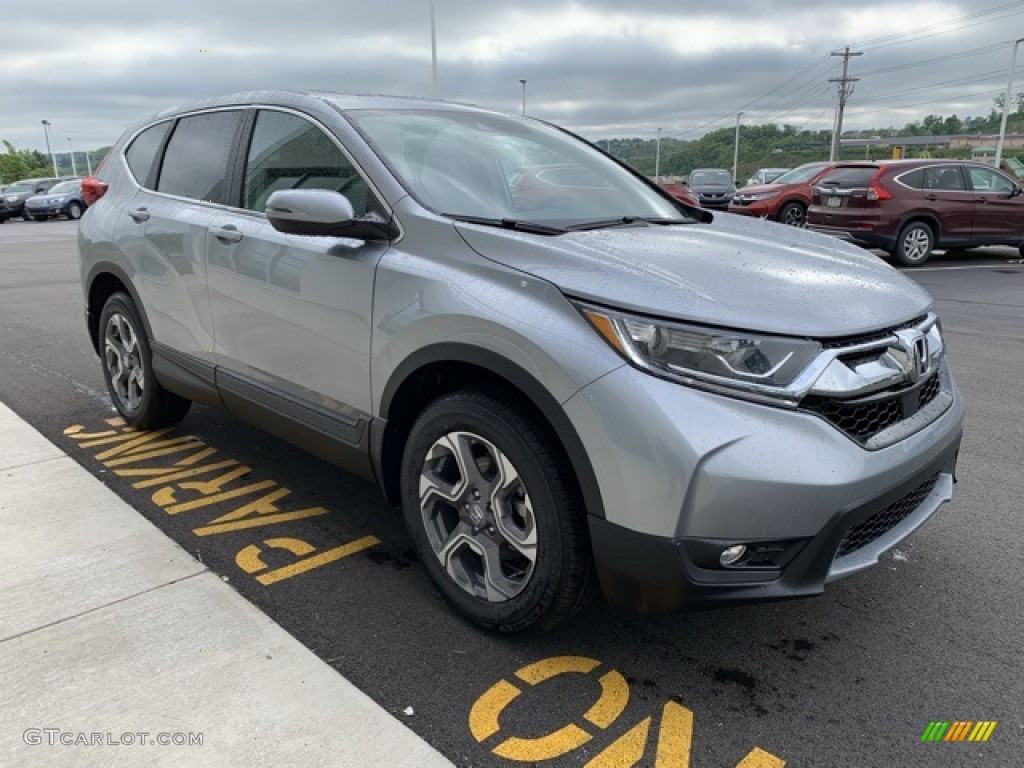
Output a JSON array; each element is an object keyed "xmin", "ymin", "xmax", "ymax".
[{"xmin": 829, "ymin": 46, "xmax": 862, "ymax": 162}]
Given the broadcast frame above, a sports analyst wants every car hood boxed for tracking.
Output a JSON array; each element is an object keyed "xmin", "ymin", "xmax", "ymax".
[
  {"xmin": 455, "ymin": 214, "xmax": 932, "ymax": 337},
  {"xmin": 735, "ymin": 182, "xmax": 783, "ymax": 195}
]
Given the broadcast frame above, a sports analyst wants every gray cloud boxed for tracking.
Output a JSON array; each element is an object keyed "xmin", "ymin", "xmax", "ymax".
[{"xmin": 2, "ymin": 1, "xmax": 1020, "ymax": 153}]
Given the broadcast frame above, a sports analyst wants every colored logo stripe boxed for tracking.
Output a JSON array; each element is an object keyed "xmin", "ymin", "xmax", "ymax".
[{"xmin": 921, "ymin": 721, "xmax": 996, "ymax": 742}]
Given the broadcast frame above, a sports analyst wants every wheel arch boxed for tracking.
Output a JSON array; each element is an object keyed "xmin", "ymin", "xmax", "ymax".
[
  {"xmin": 85, "ymin": 262, "xmax": 153, "ymax": 355},
  {"xmin": 374, "ymin": 343, "xmax": 606, "ymax": 521},
  {"xmin": 899, "ymin": 213, "xmax": 942, "ymax": 241}
]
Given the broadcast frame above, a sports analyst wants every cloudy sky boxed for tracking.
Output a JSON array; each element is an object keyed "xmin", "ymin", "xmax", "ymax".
[{"xmin": 3, "ymin": 0, "xmax": 1024, "ymax": 153}]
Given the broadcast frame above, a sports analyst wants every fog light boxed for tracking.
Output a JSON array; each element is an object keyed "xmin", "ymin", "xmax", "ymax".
[{"xmin": 720, "ymin": 544, "xmax": 747, "ymax": 566}]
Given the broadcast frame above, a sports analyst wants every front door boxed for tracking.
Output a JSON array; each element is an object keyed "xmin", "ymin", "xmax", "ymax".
[{"xmin": 206, "ymin": 108, "xmax": 388, "ymax": 424}]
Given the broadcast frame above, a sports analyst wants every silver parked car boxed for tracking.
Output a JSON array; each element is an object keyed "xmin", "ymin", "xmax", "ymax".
[{"xmin": 78, "ymin": 91, "xmax": 963, "ymax": 632}]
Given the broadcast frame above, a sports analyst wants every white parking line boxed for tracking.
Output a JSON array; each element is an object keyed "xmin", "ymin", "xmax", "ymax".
[{"xmin": 899, "ymin": 263, "xmax": 1022, "ymax": 272}]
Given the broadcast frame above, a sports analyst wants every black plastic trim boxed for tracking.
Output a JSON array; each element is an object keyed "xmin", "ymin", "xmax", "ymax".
[
  {"xmin": 217, "ymin": 369, "xmax": 374, "ymax": 482},
  {"xmin": 150, "ymin": 342, "xmax": 224, "ymax": 410},
  {"xmin": 84, "ymin": 261, "xmax": 155, "ymax": 353},
  {"xmin": 377, "ymin": 343, "xmax": 606, "ymax": 520}
]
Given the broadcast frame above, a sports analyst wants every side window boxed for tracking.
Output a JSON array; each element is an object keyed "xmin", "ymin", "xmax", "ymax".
[
  {"xmin": 125, "ymin": 122, "xmax": 172, "ymax": 187},
  {"xmin": 923, "ymin": 166, "xmax": 964, "ymax": 191},
  {"xmin": 157, "ymin": 111, "xmax": 243, "ymax": 204},
  {"xmin": 967, "ymin": 166, "xmax": 1015, "ymax": 194},
  {"xmin": 243, "ymin": 110, "xmax": 377, "ymax": 216},
  {"xmin": 897, "ymin": 169, "xmax": 924, "ymax": 189}
]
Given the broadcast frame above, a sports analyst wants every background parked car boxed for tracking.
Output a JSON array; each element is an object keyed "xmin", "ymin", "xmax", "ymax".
[
  {"xmin": 729, "ymin": 161, "xmax": 835, "ymax": 227},
  {"xmin": 807, "ymin": 159, "xmax": 1024, "ymax": 266},
  {"xmin": 3, "ymin": 177, "xmax": 63, "ymax": 220},
  {"xmin": 23, "ymin": 179, "xmax": 88, "ymax": 220},
  {"xmin": 745, "ymin": 167, "xmax": 789, "ymax": 186},
  {"xmin": 686, "ymin": 168, "xmax": 735, "ymax": 209},
  {"xmin": 658, "ymin": 181, "xmax": 700, "ymax": 207}
]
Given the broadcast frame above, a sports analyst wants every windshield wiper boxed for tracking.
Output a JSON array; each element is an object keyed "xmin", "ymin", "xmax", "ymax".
[
  {"xmin": 564, "ymin": 216, "xmax": 692, "ymax": 232},
  {"xmin": 450, "ymin": 215, "xmax": 566, "ymax": 236}
]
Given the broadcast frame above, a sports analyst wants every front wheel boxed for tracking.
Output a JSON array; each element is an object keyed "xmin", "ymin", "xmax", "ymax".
[
  {"xmin": 777, "ymin": 201, "xmax": 806, "ymax": 227},
  {"xmin": 99, "ymin": 292, "xmax": 191, "ymax": 428},
  {"xmin": 895, "ymin": 222, "xmax": 934, "ymax": 267},
  {"xmin": 401, "ymin": 392, "xmax": 593, "ymax": 633},
  {"xmin": 66, "ymin": 202, "xmax": 83, "ymax": 220},
  {"xmin": 22, "ymin": 212, "xmax": 34, "ymax": 221}
]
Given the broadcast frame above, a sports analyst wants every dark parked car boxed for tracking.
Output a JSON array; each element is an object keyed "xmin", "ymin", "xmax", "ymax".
[
  {"xmin": 23, "ymin": 179, "xmax": 88, "ymax": 220},
  {"xmin": 657, "ymin": 181, "xmax": 699, "ymax": 207},
  {"xmin": 78, "ymin": 91, "xmax": 962, "ymax": 632},
  {"xmin": 686, "ymin": 168, "xmax": 735, "ymax": 209},
  {"xmin": 807, "ymin": 159, "xmax": 1024, "ymax": 266},
  {"xmin": 3, "ymin": 177, "xmax": 62, "ymax": 220},
  {"xmin": 729, "ymin": 161, "xmax": 835, "ymax": 227}
]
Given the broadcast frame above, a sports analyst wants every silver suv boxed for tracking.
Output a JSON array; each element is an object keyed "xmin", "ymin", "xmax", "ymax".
[{"xmin": 78, "ymin": 92, "xmax": 964, "ymax": 632}]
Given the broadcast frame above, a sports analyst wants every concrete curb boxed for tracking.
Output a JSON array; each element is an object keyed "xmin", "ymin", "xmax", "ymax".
[{"xmin": 0, "ymin": 401, "xmax": 453, "ymax": 767}]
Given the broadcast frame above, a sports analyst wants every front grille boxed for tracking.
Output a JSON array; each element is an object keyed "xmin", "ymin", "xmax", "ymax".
[
  {"xmin": 835, "ymin": 472, "xmax": 941, "ymax": 558},
  {"xmin": 802, "ymin": 371, "xmax": 940, "ymax": 444}
]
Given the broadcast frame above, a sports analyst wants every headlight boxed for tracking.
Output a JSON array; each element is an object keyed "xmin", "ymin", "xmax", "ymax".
[
  {"xmin": 577, "ymin": 303, "xmax": 822, "ymax": 405},
  {"xmin": 747, "ymin": 191, "xmax": 779, "ymax": 201}
]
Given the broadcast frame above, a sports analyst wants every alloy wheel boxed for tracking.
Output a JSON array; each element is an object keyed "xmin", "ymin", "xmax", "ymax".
[
  {"xmin": 104, "ymin": 312, "xmax": 145, "ymax": 411},
  {"xmin": 418, "ymin": 430, "xmax": 537, "ymax": 602}
]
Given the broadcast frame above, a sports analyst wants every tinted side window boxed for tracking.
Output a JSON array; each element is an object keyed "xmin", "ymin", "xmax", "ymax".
[
  {"xmin": 967, "ymin": 166, "xmax": 1015, "ymax": 194},
  {"xmin": 818, "ymin": 168, "xmax": 877, "ymax": 188},
  {"xmin": 125, "ymin": 122, "xmax": 172, "ymax": 187},
  {"xmin": 896, "ymin": 169, "xmax": 925, "ymax": 189},
  {"xmin": 157, "ymin": 111, "xmax": 243, "ymax": 204},
  {"xmin": 924, "ymin": 166, "xmax": 964, "ymax": 191},
  {"xmin": 243, "ymin": 110, "xmax": 376, "ymax": 215}
]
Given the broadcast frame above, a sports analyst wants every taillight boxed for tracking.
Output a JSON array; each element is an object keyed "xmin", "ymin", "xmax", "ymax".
[
  {"xmin": 81, "ymin": 176, "xmax": 108, "ymax": 205},
  {"xmin": 866, "ymin": 167, "xmax": 891, "ymax": 201}
]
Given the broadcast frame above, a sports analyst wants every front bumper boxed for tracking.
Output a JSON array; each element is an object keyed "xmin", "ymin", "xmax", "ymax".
[
  {"xmin": 25, "ymin": 203, "xmax": 64, "ymax": 217},
  {"xmin": 564, "ymin": 362, "xmax": 964, "ymax": 612}
]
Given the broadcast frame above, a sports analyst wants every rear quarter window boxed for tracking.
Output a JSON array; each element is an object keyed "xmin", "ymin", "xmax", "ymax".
[
  {"xmin": 895, "ymin": 168, "xmax": 925, "ymax": 189},
  {"xmin": 125, "ymin": 122, "xmax": 173, "ymax": 188}
]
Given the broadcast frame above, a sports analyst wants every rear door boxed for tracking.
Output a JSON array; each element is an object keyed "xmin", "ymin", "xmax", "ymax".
[
  {"xmin": 917, "ymin": 164, "xmax": 974, "ymax": 241},
  {"xmin": 965, "ymin": 165, "xmax": 1024, "ymax": 244}
]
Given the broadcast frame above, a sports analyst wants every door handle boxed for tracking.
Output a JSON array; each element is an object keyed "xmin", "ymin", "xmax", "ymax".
[
  {"xmin": 977, "ymin": 196, "xmax": 989, "ymax": 204},
  {"xmin": 925, "ymin": 194, "xmax": 938, "ymax": 201},
  {"xmin": 210, "ymin": 225, "xmax": 243, "ymax": 244},
  {"xmin": 127, "ymin": 207, "xmax": 150, "ymax": 223}
]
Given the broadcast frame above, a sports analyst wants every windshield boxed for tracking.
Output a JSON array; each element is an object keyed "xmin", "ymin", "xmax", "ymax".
[
  {"xmin": 689, "ymin": 170, "xmax": 733, "ymax": 186},
  {"xmin": 6, "ymin": 181, "xmax": 36, "ymax": 194},
  {"xmin": 773, "ymin": 163, "xmax": 830, "ymax": 185},
  {"xmin": 345, "ymin": 109, "xmax": 683, "ymax": 225},
  {"xmin": 48, "ymin": 180, "xmax": 79, "ymax": 194}
]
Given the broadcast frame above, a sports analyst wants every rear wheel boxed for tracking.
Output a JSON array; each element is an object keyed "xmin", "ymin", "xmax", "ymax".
[
  {"xmin": 401, "ymin": 392, "xmax": 593, "ymax": 633},
  {"xmin": 895, "ymin": 222, "xmax": 934, "ymax": 267},
  {"xmin": 99, "ymin": 292, "xmax": 191, "ymax": 428},
  {"xmin": 777, "ymin": 201, "xmax": 806, "ymax": 227}
]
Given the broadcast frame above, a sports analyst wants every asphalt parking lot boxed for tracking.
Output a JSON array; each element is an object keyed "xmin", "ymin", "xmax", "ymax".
[{"xmin": 1, "ymin": 217, "xmax": 1021, "ymax": 767}]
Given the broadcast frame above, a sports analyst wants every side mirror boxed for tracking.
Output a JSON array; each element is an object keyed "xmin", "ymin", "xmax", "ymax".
[{"xmin": 266, "ymin": 189, "xmax": 396, "ymax": 241}]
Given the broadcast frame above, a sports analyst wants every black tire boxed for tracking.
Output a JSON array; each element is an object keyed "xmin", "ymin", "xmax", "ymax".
[
  {"xmin": 98, "ymin": 292, "xmax": 191, "ymax": 429},
  {"xmin": 1019, "ymin": 244, "xmax": 1024, "ymax": 259},
  {"xmin": 400, "ymin": 391, "xmax": 594, "ymax": 633},
  {"xmin": 22, "ymin": 212, "xmax": 34, "ymax": 221},
  {"xmin": 66, "ymin": 202, "xmax": 83, "ymax": 220},
  {"xmin": 777, "ymin": 201, "xmax": 806, "ymax": 227},
  {"xmin": 894, "ymin": 221, "xmax": 934, "ymax": 267}
]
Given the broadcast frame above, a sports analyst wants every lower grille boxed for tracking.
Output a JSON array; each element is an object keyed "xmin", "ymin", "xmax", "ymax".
[{"xmin": 835, "ymin": 472, "xmax": 941, "ymax": 558}]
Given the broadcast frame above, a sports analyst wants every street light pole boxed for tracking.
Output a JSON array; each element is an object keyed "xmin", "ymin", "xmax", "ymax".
[
  {"xmin": 732, "ymin": 112, "xmax": 744, "ymax": 183},
  {"xmin": 655, "ymin": 128, "xmax": 662, "ymax": 181},
  {"xmin": 85, "ymin": 147, "xmax": 93, "ymax": 176},
  {"xmin": 429, "ymin": 0, "xmax": 438, "ymax": 96},
  {"xmin": 995, "ymin": 37, "xmax": 1024, "ymax": 169},
  {"xmin": 67, "ymin": 137, "xmax": 77, "ymax": 176},
  {"xmin": 41, "ymin": 120, "xmax": 57, "ymax": 177},
  {"xmin": 519, "ymin": 79, "xmax": 527, "ymax": 115}
]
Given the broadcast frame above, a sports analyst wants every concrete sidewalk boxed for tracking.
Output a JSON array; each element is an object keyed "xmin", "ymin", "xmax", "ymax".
[{"xmin": 0, "ymin": 402, "xmax": 453, "ymax": 767}]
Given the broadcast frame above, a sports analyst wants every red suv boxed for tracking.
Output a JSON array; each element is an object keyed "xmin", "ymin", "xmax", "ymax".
[
  {"xmin": 807, "ymin": 159, "xmax": 1024, "ymax": 266},
  {"xmin": 728, "ymin": 161, "xmax": 835, "ymax": 226}
]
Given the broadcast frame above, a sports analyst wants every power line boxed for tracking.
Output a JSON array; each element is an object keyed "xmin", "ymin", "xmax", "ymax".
[{"xmin": 851, "ymin": 2, "xmax": 1024, "ymax": 51}]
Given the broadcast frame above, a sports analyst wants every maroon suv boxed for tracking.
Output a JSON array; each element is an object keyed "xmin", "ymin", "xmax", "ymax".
[{"xmin": 807, "ymin": 159, "xmax": 1024, "ymax": 266}]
